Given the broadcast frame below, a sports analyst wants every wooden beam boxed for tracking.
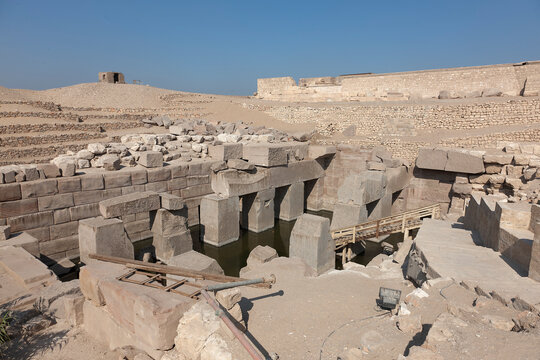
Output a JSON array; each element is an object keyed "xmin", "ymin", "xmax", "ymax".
[{"xmin": 89, "ymin": 253, "xmax": 272, "ymax": 289}]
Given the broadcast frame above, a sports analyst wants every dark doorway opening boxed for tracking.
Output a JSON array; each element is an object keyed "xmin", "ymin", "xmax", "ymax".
[{"xmin": 113, "ymin": 73, "xmax": 119, "ymax": 83}]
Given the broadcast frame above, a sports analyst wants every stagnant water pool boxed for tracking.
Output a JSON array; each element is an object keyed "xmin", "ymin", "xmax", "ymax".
[{"xmin": 134, "ymin": 211, "xmax": 411, "ymax": 276}]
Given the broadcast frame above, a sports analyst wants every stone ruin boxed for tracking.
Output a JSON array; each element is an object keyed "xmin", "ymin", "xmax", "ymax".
[{"xmin": 99, "ymin": 71, "xmax": 125, "ymax": 84}]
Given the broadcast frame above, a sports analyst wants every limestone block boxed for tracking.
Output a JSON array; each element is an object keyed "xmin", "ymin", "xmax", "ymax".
[
  {"xmin": 241, "ymin": 189, "xmax": 275, "ymax": 232},
  {"xmin": 529, "ymin": 205, "xmax": 540, "ymax": 232},
  {"xmin": 200, "ymin": 194, "xmax": 239, "ymax": 247},
  {"xmin": 98, "ymin": 154, "xmax": 121, "ymax": 171},
  {"xmin": 268, "ymin": 160, "xmax": 324, "ymax": 188},
  {"xmin": 245, "ymin": 245, "xmax": 278, "ymax": 268},
  {"xmin": 70, "ymin": 203, "xmax": 100, "ymax": 221},
  {"xmin": 498, "ymin": 227, "xmax": 533, "ymax": 274},
  {"xmin": 416, "ymin": 148, "xmax": 447, "ymax": 171},
  {"xmin": 227, "ymin": 159, "xmax": 255, "ymax": 171},
  {"xmin": 147, "ymin": 167, "xmax": 171, "ymax": 182},
  {"xmin": 506, "ymin": 165, "xmax": 524, "ymax": 178},
  {"xmin": 529, "ymin": 221, "xmax": 540, "ymax": 282},
  {"xmin": 275, "ymin": 182, "xmax": 304, "ymax": 221},
  {"xmin": 151, "ymin": 208, "xmax": 188, "ymax": 235},
  {"xmin": 305, "ymin": 178, "xmax": 324, "ymax": 211},
  {"xmin": 138, "ymin": 151, "xmax": 163, "ymax": 168},
  {"xmin": 0, "ymin": 198, "xmax": 38, "ymax": 218},
  {"xmin": 99, "ymin": 191, "xmax": 160, "ymax": 218},
  {"xmin": 337, "ymin": 171, "xmax": 387, "ymax": 206},
  {"xmin": 452, "ymin": 183, "xmax": 473, "ymax": 197},
  {"xmin": 308, "ymin": 145, "xmax": 336, "ymax": 159},
  {"xmin": 289, "ymin": 214, "xmax": 335, "ymax": 275},
  {"xmin": 167, "ymin": 250, "xmax": 224, "ymax": 275},
  {"xmin": 38, "ymin": 193, "xmax": 74, "ymax": 211},
  {"xmin": 208, "ymin": 143, "xmax": 243, "ymax": 161},
  {"xmin": 485, "ymin": 164, "xmax": 503, "ymax": 174},
  {"xmin": 242, "ymin": 144, "xmax": 288, "ymax": 167},
  {"xmin": 0, "ymin": 231, "xmax": 39, "ymax": 257},
  {"xmin": 79, "ymin": 260, "xmax": 126, "ymax": 306},
  {"xmin": 367, "ymin": 161, "xmax": 386, "ymax": 171},
  {"xmin": 153, "ymin": 232, "xmax": 192, "ymax": 262},
  {"xmin": 104, "ymin": 172, "xmax": 131, "ymax": 188},
  {"xmin": 160, "ymin": 193, "xmax": 185, "ymax": 210},
  {"xmin": 80, "ymin": 174, "xmax": 104, "ymax": 190},
  {"xmin": 483, "ymin": 152, "xmax": 514, "ymax": 165},
  {"xmin": 57, "ymin": 177, "xmax": 81, "ymax": 193},
  {"xmin": 445, "ymin": 149, "xmax": 485, "ymax": 174},
  {"xmin": 211, "ymin": 168, "xmax": 270, "ymax": 197},
  {"xmin": 78, "ymin": 217, "xmax": 134, "ymax": 264},
  {"xmin": 496, "ymin": 202, "xmax": 531, "ymax": 230},
  {"xmin": 8, "ymin": 211, "xmax": 54, "ymax": 233}
]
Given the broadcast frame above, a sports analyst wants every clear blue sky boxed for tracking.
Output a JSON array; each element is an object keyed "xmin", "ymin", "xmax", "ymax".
[{"xmin": 1, "ymin": 0, "xmax": 539, "ymax": 95}]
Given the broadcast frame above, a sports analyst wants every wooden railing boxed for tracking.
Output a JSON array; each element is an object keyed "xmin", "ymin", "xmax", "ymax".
[{"xmin": 332, "ymin": 203, "xmax": 441, "ymax": 250}]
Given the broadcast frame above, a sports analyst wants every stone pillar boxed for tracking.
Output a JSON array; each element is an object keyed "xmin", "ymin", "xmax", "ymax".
[
  {"xmin": 79, "ymin": 217, "xmax": 134, "ymax": 264},
  {"xmin": 289, "ymin": 214, "xmax": 335, "ymax": 275},
  {"xmin": 305, "ymin": 178, "xmax": 324, "ymax": 211},
  {"xmin": 200, "ymin": 194, "xmax": 239, "ymax": 247},
  {"xmin": 275, "ymin": 182, "xmax": 304, "ymax": 221},
  {"xmin": 151, "ymin": 207, "xmax": 192, "ymax": 262},
  {"xmin": 241, "ymin": 189, "xmax": 275, "ymax": 233},
  {"xmin": 529, "ymin": 220, "xmax": 540, "ymax": 282},
  {"xmin": 367, "ymin": 192, "xmax": 392, "ymax": 220}
]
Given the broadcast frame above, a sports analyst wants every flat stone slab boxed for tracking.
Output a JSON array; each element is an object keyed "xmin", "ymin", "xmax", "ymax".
[
  {"xmin": 0, "ymin": 231, "xmax": 39, "ymax": 257},
  {"xmin": 99, "ymin": 191, "xmax": 160, "ymax": 218},
  {"xmin": 414, "ymin": 219, "xmax": 540, "ymax": 310},
  {"xmin": 0, "ymin": 245, "xmax": 57, "ymax": 289}
]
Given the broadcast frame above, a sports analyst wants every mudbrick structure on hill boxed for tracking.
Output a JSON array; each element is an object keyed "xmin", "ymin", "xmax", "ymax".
[{"xmin": 1, "ymin": 75, "xmax": 540, "ymax": 360}]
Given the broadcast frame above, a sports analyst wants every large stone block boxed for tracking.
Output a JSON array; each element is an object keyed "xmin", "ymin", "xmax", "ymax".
[
  {"xmin": 386, "ymin": 166, "xmax": 410, "ymax": 193},
  {"xmin": 330, "ymin": 203, "xmax": 368, "ymax": 231},
  {"xmin": 80, "ymin": 173, "xmax": 104, "ymax": 190},
  {"xmin": 167, "ymin": 250, "xmax": 224, "ymax": 275},
  {"xmin": 498, "ymin": 227, "xmax": 533, "ymax": 275},
  {"xmin": 530, "ymin": 221, "xmax": 540, "ymax": 282},
  {"xmin": 8, "ymin": 211, "xmax": 53, "ymax": 232},
  {"xmin": 308, "ymin": 145, "xmax": 336, "ymax": 160},
  {"xmin": 242, "ymin": 144, "xmax": 288, "ymax": 167},
  {"xmin": 78, "ymin": 217, "xmax": 134, "ymax": 263},
  {"xmin": 151, "ymin": 208, "xmax": 192, "ymax": 261},
  {"xmin": 211, "ymin": 168, "xmax": 270, "ymax": 197},
  {"xmin": 445, "ymin": 149, "xmax": 485, "ymax": 174},
  {"xmin": 103, "ymin": 172, "xmax": 131, "ymax": 189},
  {"xmin": 99, "ymin": 191, "xmax": 160, "ymax": 218},
  {"xmin": 304, "ymin": 178, "xmax": 324, "ymax": 211},
  {"xmin": 289, "ymin": 214, "xmax": 335, "ymax": 275},
  {"xmin": 0, "ymin": 183, "xmax": 21, "ymax": 202},
  {"xmin": 208, "ymin": 143, "xmax": 243, "ymax": 161},
  {"xmin": 20, "ymin": 179, "xmax": 58, "ymax": 198},
  {"xmin": 200, "ymin": 194, "xmax": 239, "ymax": 247},
  {"xmin": 416, "ymin": 148, "xmax": 447, "ymax": 171},
  {"xmin": 37, "ymin": 193, "xmax": 74, "ymax": 211},
  {"xmin": 367, "ymin": 192, "xmax": 392, "ymax": 220},
  {"xmin": 337, "ymin": 171, "xmax": 387, "ymax": 206},
  {"xmin": 0, "ymin": 198, "xmax": 38, "ymax": 217},
  {"xmin": 268, "ymin": 160, "xmax": 324, "ymax": 188},
  {"xmin": 241, "ymin": 189, "xmax": 275, "ymax": 232},
  {"xmin": 70, "ymin": 203, "xmax": 100, "ymax": 221},
  {"xmin": 138, "ymin": 151, "xmax": 163, "ymax": 168},
  {"xmin": 0, "ymin": 245, "xmax": 56, "ymax": 289},
  {"xmin": 275, "ymin": 182, "xmax": 304, "ymax": 221}
]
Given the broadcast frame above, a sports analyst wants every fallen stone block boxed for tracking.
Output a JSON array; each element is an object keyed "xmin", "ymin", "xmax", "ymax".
[
  {"xmin": 208, "ymin": 143, "xmax": 243, "ymax": 161},
  {"xmin": 99, "ymin": 191, "xmax": 160, "ymax": 218},
  {"xmin": 416, "ymin": 148, "xmax": 447, "ymax": 171},
  {"xmin": 0, "ymin": 231, "xmax": 40, "ymax": 257},
  {"xmin": 0, "ymin": 245, "xmax": 57, "ymax": 290},
  {"xmin": 138, "ymin": 151, "xmax": 163, "ymax": 168},
  {"xmin": 246, "ymin": 245, "xmax": 278, "ymax": 268},
  {"xmin": 78, "ymin": 217, "xmax": 134, "ymax": 263},
  {"xmin": 445, "ymin": 149, "xmax": 485, "ymax": 174},
  {"xmin": 167, "ymin": 250, "xmax": 224, "ymax": 275},
  {"xmin": 289, "ymin": 214, "xmax": 335, "ymax": 275},
  {"xmin": 153, "ymin": 231, "xmax": 192, "ymax": 262}
]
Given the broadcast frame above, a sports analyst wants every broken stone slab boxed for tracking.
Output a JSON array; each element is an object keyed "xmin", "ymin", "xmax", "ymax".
[
  {"xmin": 138, "ymin": 151, "xmax": 163, "ymax": 168},
  {"xmin": 245, "ymin": 245, "xmax": 278, "ymax": 268},
  {"xmin": 208, "ymin": 143, "xmax": 243, "ymax": 161},
  {"xmin": 200, "ymin": 194, "xmax": 239, "ymax": 247},
  {"xmin": 289, "ymin": 214, "xmax": 335, "ymax": 275},
  {"xmin": 483, "ymin": 151, "xmax": 514, "ymax": 165},
  {"xmin": 445, "ymin": 149, "xmax": 485, "ymax": 174},
  {"xmin": 416, "ymin": 148, "xmax": 447, "ymax": 171},
  {"xmin": 99, "ymin": 191, "xmax": 160, "ymax": 218},
  {"xmin": 227, "ymin": 158, "xmax": 255, "ymax": 171},
  {"xmin": 0, "ymin": 231, "xmax": 40, "ymax": 257},
  {"xmin": 242, "ymin": 143, "xmax": 288, "ymax": 167},
  {"xmin": 215, "ymin": 288, "xmax": 241, "ymax": 310},
  {"xmin": 0, "ymin": 245, "xmax": 57, "ymax": 290},
  {"xmin": 78, "ymin": 217, "xmax": 134, "ymax": 264},
  {"xmin": 167, "ymin": 250, "xmax": 224, "ymax": 275}
]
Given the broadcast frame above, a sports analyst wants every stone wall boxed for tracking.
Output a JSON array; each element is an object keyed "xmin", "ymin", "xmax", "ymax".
[
  {"xmin": 257, "ymin": 61, "xmax": 540, "ymax": 101},
  {"xmin": 0, "ymin": 160, "xmax": 218, "ymax": 264}
]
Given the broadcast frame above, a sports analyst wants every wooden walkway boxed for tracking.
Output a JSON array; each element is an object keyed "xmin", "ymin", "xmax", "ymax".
[{"xmin": 331, "ymin": 203, "xmax": 441, "ymax": 262}]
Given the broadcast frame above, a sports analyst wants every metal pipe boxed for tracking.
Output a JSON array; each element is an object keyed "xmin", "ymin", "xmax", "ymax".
[
  {"xmin": 201, "ymin": 289, "xmax": 264, "ymax": 360},
  {"xmin": 206, "ymin": 275, "xmax": 275, "ymax": 292}
]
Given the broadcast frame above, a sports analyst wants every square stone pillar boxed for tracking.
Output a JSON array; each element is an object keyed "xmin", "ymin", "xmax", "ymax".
[
  {"xmin": 305, "ymin": 178, "xmax": 324, "ymax": 211},
  {"xmin": 529, "ymin": 220, "xmax": 540, "ymax": 282},
  {"xmin": 330, "ymin": 203, "xmax": 368, "ymax": 231},
  {"xmin": 275, "ymin": 182, "xmax": 304, "ymax": 221},
  {"xmin": 289, "ymin": 213, "xmax": 335, "ymax": 275},
  {"xmin": 79, "ymin": 217, "xmax": 134, "ymax": 264},
  {"xmin": 241, "ymin": 189, "xmax": 275, "ymax": 233},
  {"xmin": 200, "ymin": 194, "xmax": 239, "ymax": 246}
]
